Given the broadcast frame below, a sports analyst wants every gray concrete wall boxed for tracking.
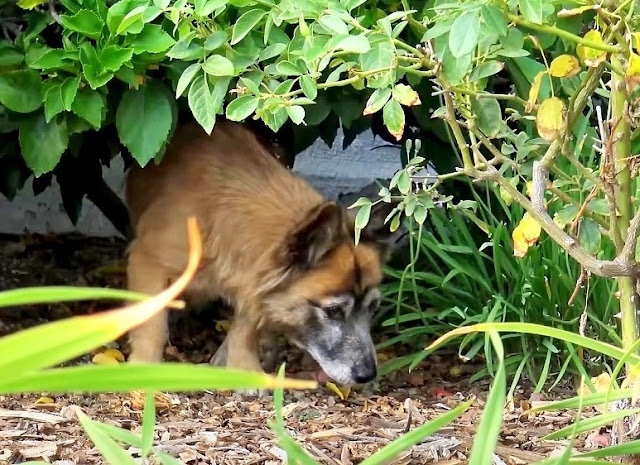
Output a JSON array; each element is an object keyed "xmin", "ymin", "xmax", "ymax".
[{"xmin": 0, "ymin": 128, "xmax": 402, "ymax": 238}]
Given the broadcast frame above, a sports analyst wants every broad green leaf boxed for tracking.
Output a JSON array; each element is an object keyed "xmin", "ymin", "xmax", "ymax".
[
  {"xmin": 106, "ymin": 0, "xmax": 148, "ymax": 33},
  {"xmin": 60, "ymin": 10, "xmax": 103, "ymax": 39},
  {"xmin": 19, "ymin": 113, "xmax": 69, "ymax": 177},
  {"xmin": 359, "ymin": 33, "xmax": 394, "ymax": 72},
  {"xmin": 578, "ymin": 217, "xmax": 601, "ymax": 255},
  {"xmin": 71, "ymin": 89, "xmax": 106, "ymax": 129},
  {"xmin": 300, "ymin": 76, "xmax": 317, "ymax": 100},
  {"xmin": 226, "ymin": 95, "xmax": 259, "ymax": 121},
  {"xmin": 116, "ymin": 82, "xmax": 174, "ymax": 166},
  {"xmin": 0, "ymin": 45, "xmax": 24, "ymax": 67},
  {"xmin": 28, "ymin": 48, "xmax": 78, "ymax": 70},
  {"xmin": 519, "ymin": 0, "xmax": 544, "ymax": 25},
  {"xmin": 204, "ymin": 31, "xmax": 229, "ymax": 51},
  {"xmin": 116, "ymin": 5, "xmax": 147, "ymax": 35},
  {"xmin": 449, "ymin": 11, "xmax": 480, "ymax": 58},
  {"xmin": 100, "ymin": 45, "xmax": 134, "ymax": 72},
  {"xmin": 470, "ymin": 97, "xmax": 502, "ymax": 138},
  {"xmin": 167, "ymin": 35, "xmax": 204, "ymax": 60},
  {"xmin": 202, "ymin": 54, "xmax": 235, "ymax": 76},
  {"xmin": 441, "ymin": 45, "xmax": 472, "ymax": 85},
  {"xmin": 481, "ymin": 5, "xmax": 508, "ymax": 37},
  {"xmin": 231, "ymin": 9, "xmax": 266, "ymax": 45},
  {"xmin": 259, "ymin": 43, "xmax": 287, "ymax": 61},
  {"xmin": 176, "ymin": 63, "xmax": 201, "ymax": 97},
  {"xmin": 276, "ymin": 61, "xmax": 304, "ymax": 76},
  {"xmin": 0, "ymin": 70, "xmax": 43, "ymax": 113},
  {"xmin": 80, "ymin": 43, "xmax": 114, "ymax": 89},
  {"xmin": 363, "ymin": 87, "xmax": 391, "ymax": 115},
  {"xmin": 286, "ymin": 105, "xmax": 305, "ymax": 125},
  {"xmin": 353, "ymin": 202, "xmax": 372, "ymax": 245},
  {"xmin": 188, "ymin": 74, "xmax": 224, "ymax": 134},
  {"xmin": 43, "ymin": 77, "xmax": 80, "ymax": 122},
  {"xmin": 130, "ymin": 24, "xmax": 176, "ymax": 54},
  {"xmin": 382, "ymin": 99, "xmax": 404, "ymax": 141},
  {"xmin": 470, "ymin": 61, "xmax": 504, "ymax": 82},
  {"xmin": 334, "ymin": 35, "xmax": 371, "ymax": 54},
  {"xmin": 195, "ymin": 0, "xmax": 227, "ymax": 17},
  {"xmin": 319, "ymin": 15, "xmax": 349, "ymax": 36}
]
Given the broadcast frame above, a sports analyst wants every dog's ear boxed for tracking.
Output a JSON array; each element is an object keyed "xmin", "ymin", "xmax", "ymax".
[
  {"xmin": 286, "ymin": 202, "xmax": 345, "ymax": 270},
  {"xmin": 350, "ymin": 201, "xmax": 407, "ymax": 262}
]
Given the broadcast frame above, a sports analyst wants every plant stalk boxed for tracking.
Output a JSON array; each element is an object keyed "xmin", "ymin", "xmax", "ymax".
[{"xmin": 610, "ymin": 53, "xmax": 639, "ymax": 368}]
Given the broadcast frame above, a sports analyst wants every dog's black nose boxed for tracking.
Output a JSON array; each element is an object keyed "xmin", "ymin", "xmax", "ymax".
[{"xmin": 352, "ymin": 363, "xmax": 377, "ymax": 384}]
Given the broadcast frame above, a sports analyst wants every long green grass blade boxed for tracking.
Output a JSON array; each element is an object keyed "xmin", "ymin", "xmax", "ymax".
[
  {"xmin": 75, "ymin": 408, "xmax": 138, "ymax": 465},
  {"xmin": 0, "ymin": 286, "xmax": 169, "ymax": 308},
  {"xmin": 0, "ymin": 363, "xmax": 317, "ymax": 394},
  {"xmin": 543, "ymin": 408, "xmax": 640, "ymax": 440}
]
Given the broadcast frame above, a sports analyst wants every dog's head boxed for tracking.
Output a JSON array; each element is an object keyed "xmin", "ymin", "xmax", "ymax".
[{"xmin": 264, "ymin": 200, "xmax": 401, "ymax": 385}]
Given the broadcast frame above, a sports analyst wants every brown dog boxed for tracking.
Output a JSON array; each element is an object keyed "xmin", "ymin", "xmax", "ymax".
[{"xmin": 125, "ymin": 120, "xmax": 397, "ymax": 395}]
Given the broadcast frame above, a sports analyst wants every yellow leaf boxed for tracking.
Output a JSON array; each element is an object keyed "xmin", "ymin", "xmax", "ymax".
[
  {"xmin": 576, "ymin": 30, "xmax": 607, "ymax": 67},
  {"xmin": 536, "ymin": 97, "xmax": 566, "ymax": 142},
  {"xmin": 325, "ymin": 382, "xmax": 351, "ymax": 400},
  {"xmin": 392, "ymin": 83, "xmax": 421, "ymax": 107},
  {"xmin": 549, "ymin": 54, "xmax": 581, "ymax": 78},
  {"xmin": 102, "ymin": 348, "xmax": 125, "ymax": 362},
  {"xmin": 579, "ymin": 372, "xmax": 613, "ymax": 413},
  {"xmin": 625, "ymin": 52, "xmax": 640, "ymax": 94},
  {"xmin": 16, "ymin": 0, "xmax": 47, "ymax": 9},
  {"xmin": 512, "ymin": 212, "xmax": 542, "ymax": 258},
  {"xmin": 526, "ymin": 71, "xmax": 545, "ymax": 113},
  {"xmin": 35, "ymin": 396, "xmax": 54, "ymax": 404},
  {"xmin": 135, "ymin": 75, "xmax": 146, "ymax": 86},
  {"xmin": 622, "ymin": 364, "xmax": 640, "ymax": 405},
  {"xmin": 525, "ymin": 181, "xmax": 534, "ymax": 198},
  {"xmin": 499, "ymin": 185, "xmax": 513, "ymax": 206},
  {"xmin": 92, "ymin": 352, "xmax": 121, "ymax": 365}
]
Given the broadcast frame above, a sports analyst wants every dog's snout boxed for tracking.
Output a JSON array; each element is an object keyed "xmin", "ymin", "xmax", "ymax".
[{"xmin": 352, "ymin": 362, "xmax": 377, "ymax": 384}]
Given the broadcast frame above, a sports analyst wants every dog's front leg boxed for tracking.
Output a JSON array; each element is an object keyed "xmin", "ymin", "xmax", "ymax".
[{"xmin": 220, "ymin": 310, "xmax": 269, "ymax": 397}]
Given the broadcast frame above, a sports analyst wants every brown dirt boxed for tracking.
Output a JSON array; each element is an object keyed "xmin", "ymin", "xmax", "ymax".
[{"xmin": 0, "ymin": 233, "xmax": 602, "ymax": 464}]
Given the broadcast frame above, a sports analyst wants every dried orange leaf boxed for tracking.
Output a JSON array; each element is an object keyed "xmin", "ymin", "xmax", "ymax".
[
  {"xmin": 549, "ymin": 54, "xmax": 581, "ymax": 78},
  {"xmin": 536, "ymin": 96, "xmax": 566, "ymax": 142},
  {"xmin": 325, "ymin": 381, "xmax": 351, "ymax": 400},
  {"xmin": 576, "ymin": 30, "xmax": 607, "ymax": 67},
  {"xmin": 526, "ymin": 71, "xmax": 545, "ymax": 113},
  {"xmin": 625, "ymin": 52, "xmax": 640, "ymax": 94},
  {"xmin": 35, "ymin": 396, "xmax": 54, "ymax": 404}
]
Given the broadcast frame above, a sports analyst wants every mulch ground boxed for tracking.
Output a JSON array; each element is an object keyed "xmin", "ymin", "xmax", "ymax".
[{"xmin": 0, "ymin": 233, "xmax": 606, "ymax": 464}]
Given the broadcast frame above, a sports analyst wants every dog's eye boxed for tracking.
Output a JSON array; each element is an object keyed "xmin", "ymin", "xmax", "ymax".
[{"xmin": 323, "ymin": 304, "xmax": 343, "ymax": 320}]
